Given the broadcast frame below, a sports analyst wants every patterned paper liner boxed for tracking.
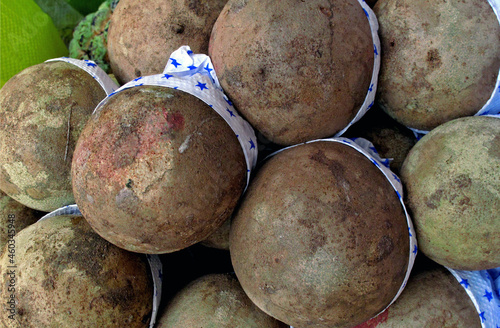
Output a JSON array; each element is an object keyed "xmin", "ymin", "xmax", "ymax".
[
  {"xmin": 39, "ymin": 205, "xmax": 163, "ymax": 328},
  {"xmin": 334, "ymin": 0, "xmax": 382, "ymax": 137},
  {"xmin": 45, "ymin": 57, "xmax": 118, "ymax": 96},
  {"xmin": 410, "ymin": 0, "xmax": 500, "ymax": 137},
  {"xmin": 91, "ymin": 46, "xmax": 259, "ymax": 187}
]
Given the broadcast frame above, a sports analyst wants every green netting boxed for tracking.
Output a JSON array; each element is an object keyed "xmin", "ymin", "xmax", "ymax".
[{"xmin": 0, "ymin": 0, "xmax": 68, "ymax": 88}]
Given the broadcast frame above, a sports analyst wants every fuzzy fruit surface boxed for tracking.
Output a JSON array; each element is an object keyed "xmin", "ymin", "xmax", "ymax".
[
  {"xmin": 0, "ymin": 61, "xmax": 106, "ymax": 212},
  {"xmin": 230, "ymin": 141, "xmax": 409, "ymax": 328},
  {"xmin": 0, "ymin": 215, "xmax": 153, "ymax": 328},
  {"xmin": 375, "ymin": 0, "xmax": 500, "ymax": 130},
  {"xmin": 72, "ymin": 86, "xmax": 246, "ymax": 254},
  {"xmin": 401, "ymin": 116, "xmax": 500, "ymax": 270},
  {"xmin": 209, "ymin": 0, "xmax": 374, "ymax": 145}
]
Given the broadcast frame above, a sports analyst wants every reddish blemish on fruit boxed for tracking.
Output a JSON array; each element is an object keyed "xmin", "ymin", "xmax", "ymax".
[
  {"xmin": 164, "ymin": 111, "xmax": 185, "ymax": 130},
  {"xmin": 353, "ymin": 309, "xmax": 389, "ymax": 328}
]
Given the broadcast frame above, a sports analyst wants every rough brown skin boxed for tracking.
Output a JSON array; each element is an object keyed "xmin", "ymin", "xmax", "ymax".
[
  {"xmin": 343, "ymin": 105, "xmax": 417, "ymax": 175},
  {"xmin": 0, "ymin": 191, "xmax": 44, "ymax": 251},
  {"xmin": 72, "ymin": 86, "xmax": 246, "ymax": 254},
  {"xmin": 157, "ymin": 273, "xmax": 288, "ymax": 327},
  {"xmin": 353, "ymin": 266, "xmax": 481, "ymax": 328},
  {"xmin": 107, "ymin": 0, "xmax": 228, "ymax": 84},
  {"xmin": 400, "ymin": 116, "xmax": 500, "ymax": 270},
  {"xmin": 200, "ymin": 216, "xmax": 231, "ymax": 250},
  {"xmin": 0, "ymin": 215, "xmax": 153, "ymax": 328},
  {"xmin": 209, "ymin": 0, "xmax": 374, "ymax": 145},
  {"xmin": 374, "ymin": 0, "xmax": 500, "ymax": 131},
  {"xmin": 230, "ymin": 141, "xmax": 409, "ymax": 328},
  {"xmin": 0, "ymin": 61, "xmax": 106, "ymax": 212}
]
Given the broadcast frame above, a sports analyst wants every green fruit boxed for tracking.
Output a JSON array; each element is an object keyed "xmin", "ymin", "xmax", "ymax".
[
  {"xmin": 0, "ymin": 215, "xmax": 153, "ymax": 327},
  {"xmin": 157, "ymin": 274, "xmax": 287, "ymax": 328},
  {"xmin": 0, "ymin": 61, "xmax": 107, "ymax": 212},
  {"xmin": 401, "ymin": 116, "xmax": 500, "ymax": 270}
]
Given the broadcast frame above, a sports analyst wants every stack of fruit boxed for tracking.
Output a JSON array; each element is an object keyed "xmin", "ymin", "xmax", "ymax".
[{"xmin": 0, "ymin": 0, "xmax": 498, "ymax": 327}]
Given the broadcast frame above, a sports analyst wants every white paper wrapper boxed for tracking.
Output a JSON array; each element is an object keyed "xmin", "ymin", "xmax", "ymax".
[
  {"xmin": 45, "ymin": 57, "xmax": 119, "ymax": 96},
  {"xmin": 335, "ymin": 0, "xmax": 381, "ymax": 137},
  {"xmin": 40, "ymin": 205, "xmax": 163, "ymax": 328},
  {"xmin": 410, "ymin": 0, "xmax": 500, "ymax": 137},
  {"xmin": 446, "ymin": 268, "xmax": 500, "ymax": 328},
  {"xmin": 273, "ymin": 137, "xmax": 418, "ymax": 328},
  {"xmin": 93, "ymin": 46, "xmax": 258, "ymax": 187}
]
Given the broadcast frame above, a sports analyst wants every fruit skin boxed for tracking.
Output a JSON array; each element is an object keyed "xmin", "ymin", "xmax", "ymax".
[
  {"xmin": 0, "ymin": 190, "xmax": 43, "ymax": 251},
  {"xmin": 230, "ymin": 141, "xmax": 409, "ymax": 328},
  {"xmin": 400, "ymin": 116, "xmax": 500, "ymax": 270},
  {"xmin": 0, "ymin": 215, "xmax": 153, "ymax": 328},
  {"xmin": 0, "ymin": 61, "xmax": 106, "ymax": 212},
  {"xmin": 72, "ymin": 86, "xmax": 246, "ymax": 254},
  {"xmin": 156, "ymin": 273, "xmax": 288, "ymax": 328},
  {"xmin": 209, "ymin": 0, "xmax": 374, "ymax": 145},
  {"xmin": 353, "ymin": 264, "xmax": 481, "ymax": 328},
  {"xmin": 374, "ymin": 0, "xmax": 500, "ymax": 131},
  {"xmin": 107, "ymin": 0, "xmax": 228, "ymax": 84}
]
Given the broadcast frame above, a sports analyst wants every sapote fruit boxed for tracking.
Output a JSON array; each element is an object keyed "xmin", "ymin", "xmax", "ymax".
[
  {"xmin": 353, "ymin": 266, "xmax": 480, "ymax": 328},
  {"xmin": 0, "ymin": 215, "xmax": 153, "ymax": 328},
  {"xmin": 156, "ymin": 273, "xmax": 287, "ymax": 328},
  {"xmin": 230, "ymin": 141, "xmax": 410, "ymax": 328},
  {"xmin": 0, "ymin": 190, "xmax": 43, "ymax": 251},
  {"xmin": 374, "ymin": 0, "xmax": 500, "ymax": 131},
  {"xmin": 107, "ymin": 0, "xmax": 228, "ymax": 84},
  {"xmin": 72, "ymin": 85, "xmax": 246, "ymax": 254},
  {"xmin": 0, "ymin": 61, "xmax": 107, "ymax": 212},
  {"xmin": 400, "ymin": 115, "xmax": 500, "ymax": 270},
  {"xmin": 209, "ymin": 0, "xmax": 375, "ymax": 145}
]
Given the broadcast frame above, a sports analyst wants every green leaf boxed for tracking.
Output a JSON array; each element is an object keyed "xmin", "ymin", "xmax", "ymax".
[{"xmin": 33, "ymin": 0, "xmax": 84, "ymax": 46}]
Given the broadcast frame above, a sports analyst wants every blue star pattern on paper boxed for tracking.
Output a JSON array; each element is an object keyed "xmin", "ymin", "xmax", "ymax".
[
  {"xmin": 484, "ymin": 290, "xmax": 493, "ymax": 302},
  {"xmin": 227, "ymin": 108, "xmax": 236, "ymax": 117},
  {"xmin": 374, "ymin": 45, "xmax": 378, "ymax": 56},
  {"xmin": 224, "ymin": 97, "xmax": 233, "ymax": 107},
  {"xmin": 170, "ymin": 58, "xmax": 181, "ymax": 68},
  {"xmin": 408, "ymin": 227, "xmax": 412, "ymax": 237},
  {"xmin": 479, "ymin": 311, "xmax": 486, "ymax": 323},
  {"xmin": 204, "ymin": 64, "xmax": 213, "ymax": 74},
  {"xmin": 188, "ymin": 65, "xmax": 197, "ymax": 70},
  {"xmin": 162, "ymin": 73, "xmax": 173, "ymax": 79},
  {"xmin": 460, "ymin": 279, "xmax": 470, "ymax": 289},
  {"xmin": 134, "ymin": 77, "xmax": 143, "ymax": 81},
  {"xmin": 196, "ymin": 82, "xmax": 208, "ymax": 91},
  {"xmin": 412, "ymin": 245, "xmax": 418, "ymax": 255},
  {"xmin": 249, "ymin": 139, "xmax": 256, "ymax": 149},
  {"xmin": 84, "ymin": 60, "xmax": 97, "ymax": 67}
]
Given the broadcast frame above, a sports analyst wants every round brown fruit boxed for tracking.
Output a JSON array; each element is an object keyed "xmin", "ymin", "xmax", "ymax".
[
  {"xmin": 400, "ymin": 116, "xmax": 500, "ymax": 270},
  {"xmin": 230, "ymin": 141, "xmax": 410, "ymax": 328},
  {"xmin": 156, "ymin": 273, "xmax": 287, "ymax": 328},
  {"xmin": 209, "ymin": 0, "xmax": 374, "ymax": 145},
  {"xmin": 0, "ymin": 190, "xmax": 43, "ymax": 251},
  {"xmin": 72, "ymin": 85, "xmax": 246, "ymax": 254},
  {"xmin": 0, "ymin": 61, "xmax": 107, "ymax": 212},
  {"xmin": 0, "ymin": 215, "xmax": 153, "ymax": 328},
  {"xmin": 107, "ymin": 0, "xmax": 228, "ymax": 84},
  {"xmin": 353, "ymin": 266, "xmax": 480, "ymax": 328},
  {"xmin": 374, "ymin": 0, "xmax": 500, "ymax": 131}
]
